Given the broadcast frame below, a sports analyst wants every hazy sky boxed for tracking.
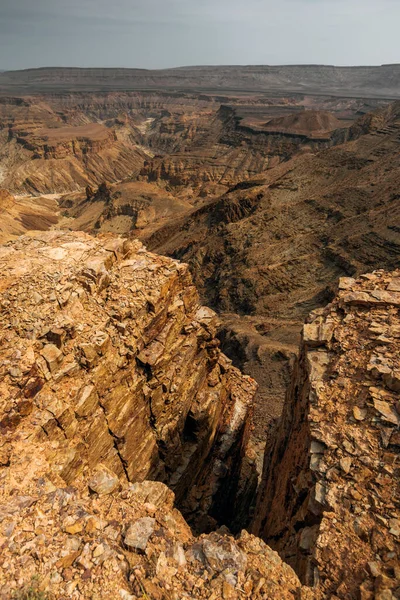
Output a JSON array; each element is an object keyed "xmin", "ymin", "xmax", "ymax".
[{"xmin": 1, "ymin": 0, "xmax": 399, "ymax": 70}]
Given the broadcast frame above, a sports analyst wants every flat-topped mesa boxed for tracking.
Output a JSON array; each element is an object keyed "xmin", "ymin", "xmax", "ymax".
[
  {"xmin": 13, "ymin": 123, "xmax": 116, "ymax": 160},
  {"xmin": 253, "ymin": 270, "xmax": 400, "ymax": 598},
  {"xmin": 0, "ymin": 230, "xmax": 257, "ymax": 532}
]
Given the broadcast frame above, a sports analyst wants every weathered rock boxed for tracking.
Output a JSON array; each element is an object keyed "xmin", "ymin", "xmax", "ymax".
[
  {"xmin": 124, "ymin": 518, "xmax": 156, "ymax": 551},
  {"xmin": 254, "ymin": 269, "xmax": 400, "ymax": 599},
  {"xmin": 88, "ymin": 464, "xmax": 120, "ymax": 495},
  {"xmin": 0, "ymin": 230, "xmax": 256, "ymax": 530}
]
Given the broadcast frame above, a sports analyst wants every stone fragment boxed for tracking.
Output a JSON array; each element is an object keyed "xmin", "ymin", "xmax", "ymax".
[
  {"xmin": 387, "ymin": 278, "xmax": 400, "ymax": 292},
  {"xmin": 338, "ymin": 277, "xmax": 356, "ymax": 290},
  {"xmin": 88, "ymin": 464, "xmax": 120, "ymax": 496},
  {"xmin": 299, "ymin": 526, "xmax": 319, "ymax": 551},
  {"xmin": 389, "ymin": 519, "xmax": 400, "ymax": 537},
  {"xmin": 124, "ymin": 518, "xmax": 156, "ymax": 552},
  {"xmin": 119, "ymin": 590, "xmax": 135, "ymax": 600},
  {"xmin": 340, "ymin": 457, "xmax": 352, "ymax": 474},
  {"xmin": 353, "ymin": 406, "xmax": 368, "ymax": 421},
  {"xmin": 75, "ymin": 384, "xmax": 98, "ymax": 417},
  {"xmin": 93, "ymin": 544, "xmax": 105, "ymax": 558},
  {"xmin": 64, "ymin": 521, "xmax": 84, "ymax": 535},
  {"xmin": 40, "ymin": 344, "xmax": 63, "ymax": 372},
  {"xmin": 373, "ymin": 399, "xmax": 400, "ymax": 425},
  {"xmin": 202, "ymin": 534, "xmax": 247, "ymax": 574},
  {"xmin": 303, "ymin": 323, "xmax": 334, "ymax": 347},
  {"xmin": 56, "ymin": 551, "xmax": 81, "ymax": 569},
  {"xmin": 222, "ymin": 581, "xmax": 237, "ymax": 599},
  {"xmin": 128, "ymin": 481, "xmax": 174, "ymax": 508}
]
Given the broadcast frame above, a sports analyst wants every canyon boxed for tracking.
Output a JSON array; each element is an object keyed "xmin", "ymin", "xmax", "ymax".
[
  {"xmin": 0, "ymin": 234, "xmax": 399, "ymax": 599},
  {"xmin": 0, "ymin": 68, "xmax": 399, "ymax": 598}
]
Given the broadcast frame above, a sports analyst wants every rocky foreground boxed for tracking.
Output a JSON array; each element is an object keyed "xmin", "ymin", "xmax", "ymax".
[{"xmin": 0, "ymin": 232, "xmax": 399, "ymax": 599}]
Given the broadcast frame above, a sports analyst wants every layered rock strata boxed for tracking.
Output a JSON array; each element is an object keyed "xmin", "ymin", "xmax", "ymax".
[
  {"xmin": 254, "ymin": 271, "xmax": 400, "ymax": 598},
  {"xmin": 0, "ymin": 231, "xmax": 256, "ymax": 533}
]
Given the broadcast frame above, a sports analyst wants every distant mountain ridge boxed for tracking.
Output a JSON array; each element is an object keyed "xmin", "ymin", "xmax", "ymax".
[{"xmin": 1, "ymin": 64, "xmax": 400, "ymax": 98}]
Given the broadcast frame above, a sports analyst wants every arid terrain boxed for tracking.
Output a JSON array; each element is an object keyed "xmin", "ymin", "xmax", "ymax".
[{"xmin": 0, "ymin": 67, "xmax": 399, "ymax": 598}]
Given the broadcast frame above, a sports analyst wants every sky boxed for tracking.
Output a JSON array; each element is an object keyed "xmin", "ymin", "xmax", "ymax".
[{"xmin": 1, "ymin": 0, "xmax": 399, "ymax": 71}]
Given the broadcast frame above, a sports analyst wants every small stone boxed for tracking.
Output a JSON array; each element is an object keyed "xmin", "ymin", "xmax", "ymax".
[
  {"xmin": 314, "ymin": 482, "xmax": 327, "ymax": 505},
  {"xmin": 88, "ymin": 464, "xmax": 119, "ymax": 495},
  {"xmin": 86, "ymin": 516, "xmax": 102, "ymax": 533},
  {"xmin": 389, "ymin": 518, "xmax": 400, "ymax": 537},
  {"xmin": 75, "ymin": 384, "xmax": 98, "ymax": 417},
  {"xmin": 340, "ymin": 457, "xmax": 352, "ymax": 474},
  {"xmin": 50, "ymin": 571, "xmax": 63, "ymax": 584},
  {"xmin": 40, "ymin": 344, "xmax": 63, "ymax": 373},
  {"xmin": 310, "ymin": 440, "xmax": 326, "ymax": 454},
  {"xmin": 32, "ymin": 291, "xmax": 43, "ymax": 304},
  {"xmin": 76, "ymin": 542, "xmax": 93, "ymax": 570},
  {"xmin": 387, "ymin": 278, "xmax": 400, "ymax": 292},
  {"xmin": 65, "ymin": 521, "xmax": 84, "ymax": 535},
  {"xmin": 353, "ymin": 406, "xmax": 367, "ymax": 421},
  {"xmin": 129, "ymin": 481, "xmax": 174, "ymax": 508},
  {"xmin": 56, "ymin": 551, "xmax": 81, "ymax": 569},
  {"xmin": 373, "ymin": 399, "xmax": 400, "ymax": 426},
  {"xmin": 299, "ymin": 526, "xmax": 318, "ymax": 550},
  {"xmin": 93, "ymin": 544, "xmax": 105, "ymax": 558},
  {"xmin": 339, "ymin": 277, "xmax": 356, "ymax": 290},
  {"xmin": 81, "ymin": 569, "xmax": 92, "ymax": 580},
  {"xmin": 119, "ymin": 590, "xmax": 135, "ymax": 600},
  {"xmin": 124, "ymin": 517, "xmax": 155, "ymax": 552},
  {"xmin": 222, "ymin": 581, "xmax": 237, "ymax": 599},
  {"xmin": 367, "ymin": 561, "xmax": 381, "ymax": 577}
]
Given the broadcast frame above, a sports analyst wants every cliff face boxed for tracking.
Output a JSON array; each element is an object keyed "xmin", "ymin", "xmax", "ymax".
[
  {"xmin": 254, "ymin": 271, "xmax": 400, "ymax": 598},
  {"xmin": 1, "ymin": 232, "xmax": 399, "ymax": 598},
  {"xmin": 0, "ymin": 230, "xmax": 256, "ymax": 533},
  {"xmin": 0, "ymin": 230, "xmax": 310, "ymax": 600},
  {"xmin": 0, "ymin": 99, "xmax": 149, "ymax": 194},
  {"xmin": 138, "ymin": 106, "xmax": 349, "ymax": 195},
  {"xmin": 0, "ymin": 93, "xmax": 362, "ymax": 197}
]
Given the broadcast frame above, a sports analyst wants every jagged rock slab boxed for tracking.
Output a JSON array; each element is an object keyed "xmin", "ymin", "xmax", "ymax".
[
  {"xmin": 254, "ymin": 270, "xmax": 400, "ymax": 598},
  {"xmin": 0, "ymin": 231, "xmax": 256, "ymax": 532}
]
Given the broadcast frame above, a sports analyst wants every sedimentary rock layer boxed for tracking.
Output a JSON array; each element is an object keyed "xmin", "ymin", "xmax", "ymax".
[
  {"xmin": 254, "ymin": 271, "xmax": 400, "ymax": 599},
  {"xmin": 0, "ymin": 231, "xmax": 256, "ymax": 532}
]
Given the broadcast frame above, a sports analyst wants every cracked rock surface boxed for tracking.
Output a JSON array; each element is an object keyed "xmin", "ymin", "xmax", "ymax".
[
  {"xmin": 255, "ymin": 270, "xmax": 400, "ymax": 599},
  {"xmin": 0, "ymin": 230, "xmax": 257, "ymax": 534}
]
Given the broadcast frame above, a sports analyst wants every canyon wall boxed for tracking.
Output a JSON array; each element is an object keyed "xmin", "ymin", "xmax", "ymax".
[
  {"xmin": 0, "ymin": 230, "xmax": 257, "ymax": 533},
  {"xmin": 0, "ymin": 231, "xmax": 399, "ymax": 598},
  {"xmin": 0, "ymin": 93, "xmax": 362, "ymax": 196},
  {"xmin": 254, "ymin": 272, "xmax": 400, "ymax": 599}
]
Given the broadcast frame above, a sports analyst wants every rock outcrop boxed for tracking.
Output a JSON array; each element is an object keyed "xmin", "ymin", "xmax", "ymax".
[
  {"xmin": 254, "ymin": 271, "xmax": 400, "ymax": 599},
  {"xmin": 0, "ymin": 231, "xmax": 257, "ymax": 534},
  {"xmin": 1, "ymin": 232, "xmax": 399, "ymax": 598},
  {"xmin": 0, "ymin": 230, "xmax": 312, "ymax": 600}
]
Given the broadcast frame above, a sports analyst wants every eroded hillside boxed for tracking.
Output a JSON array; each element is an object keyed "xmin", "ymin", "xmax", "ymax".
[
  {"xmin": 144, "ymin": 101, "xmax": 400, "ymax": 441},
  {"xmin": 0, "ymin": 92, "xmax": 376, "ymax": 197}
]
